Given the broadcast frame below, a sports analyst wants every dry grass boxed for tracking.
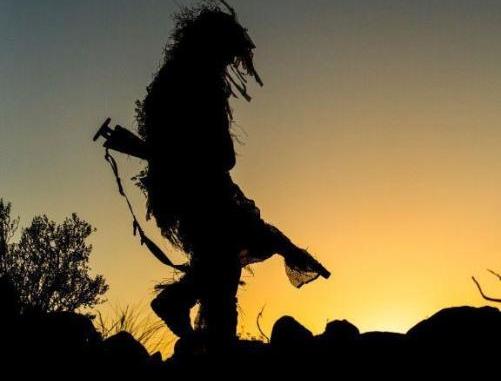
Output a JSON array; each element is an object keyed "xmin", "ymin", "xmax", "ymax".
[{"xmin": 94, "ymin": 304, "xmax": 174, "ymax": 355}]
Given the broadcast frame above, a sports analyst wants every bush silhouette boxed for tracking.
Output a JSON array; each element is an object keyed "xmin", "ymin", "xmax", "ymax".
[{"xmin": 0, "ymin": 198, "xmax": 108, "ymax": 314}]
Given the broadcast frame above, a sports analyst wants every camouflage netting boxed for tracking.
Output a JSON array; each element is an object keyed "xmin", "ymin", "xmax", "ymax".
[{"xmin": 284, "ymin": 257, "xmax": 324, "ymax": 289}]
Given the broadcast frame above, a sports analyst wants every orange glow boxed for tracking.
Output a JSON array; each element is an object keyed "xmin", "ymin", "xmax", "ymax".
[{"xmin": 2, "ymin": 0, "xmax": 501, "ymax": 355}]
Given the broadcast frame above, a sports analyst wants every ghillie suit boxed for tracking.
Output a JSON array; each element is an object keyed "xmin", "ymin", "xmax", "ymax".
[{"xmin": 96, "ymin": 1, "xmax": 330, "ymax": 351}]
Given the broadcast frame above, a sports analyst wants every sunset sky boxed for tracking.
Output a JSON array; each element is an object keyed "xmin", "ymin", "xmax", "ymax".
[{"xmin": 1, "ymin": 0, "xmax": 501, "ymax": 351}]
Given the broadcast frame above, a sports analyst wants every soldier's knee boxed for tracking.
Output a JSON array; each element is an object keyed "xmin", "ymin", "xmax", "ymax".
[{"xmin": 152, "ymin": 281, "xmax": 198, "ymax": 312}]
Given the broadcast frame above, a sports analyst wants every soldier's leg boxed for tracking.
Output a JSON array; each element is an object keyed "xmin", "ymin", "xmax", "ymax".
[
  {"xmin": 198, "ymin": 249, "xmax": 242, "ymax": 351},
  {"xmin": 151, "ymin": 273, "xmax": 198, "ymax": 338}
]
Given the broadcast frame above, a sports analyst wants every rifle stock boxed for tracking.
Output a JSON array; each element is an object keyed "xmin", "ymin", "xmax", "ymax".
[{"xmin": 94, "ymin": 119, "xmax": 148, "ymax": 160}]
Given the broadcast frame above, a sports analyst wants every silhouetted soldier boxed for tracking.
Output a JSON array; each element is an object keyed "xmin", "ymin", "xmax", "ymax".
[{"xmin": 96, "ymin": 1, "xmax": 330, "ymax": 353}]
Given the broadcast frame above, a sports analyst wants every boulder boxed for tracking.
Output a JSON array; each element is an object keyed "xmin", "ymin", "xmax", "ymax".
[
  {"xmin": 321, "ymin": 319, "xmax": 360, "ymax": 342},
  {"xmin": 101, "ymin": 331, "xmax": 150, "ymax": 364},
  {"xmin": 271, "ymin": 316, "xmax": 313, "ymax": 348},
  {"xmin": 407, "ymin": 306, "xmax": 501, "ymax": 344}
]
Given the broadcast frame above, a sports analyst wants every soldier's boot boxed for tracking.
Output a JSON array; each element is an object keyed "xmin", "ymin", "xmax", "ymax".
[{"xmin": 151, "ymin": 280, "xmax": 197, "ymax": 338}]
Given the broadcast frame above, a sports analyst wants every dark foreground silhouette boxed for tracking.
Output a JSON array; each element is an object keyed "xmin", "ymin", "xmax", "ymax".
[{"xmin": 1, "ymin": 279, "xmax": 498, "ymax": 378}]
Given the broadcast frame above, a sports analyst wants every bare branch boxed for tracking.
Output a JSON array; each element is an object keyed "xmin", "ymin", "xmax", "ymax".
[
  {"xmin": 487, "ymin": 269, "xmax": 501, "ymax": 281},
  {"xmin": 256, "ymin": 305, "xmax": 270, "ymax": 343},
  {"xmin": 472, "ymin": 276, "xmax": 501, "ymax": 303}
]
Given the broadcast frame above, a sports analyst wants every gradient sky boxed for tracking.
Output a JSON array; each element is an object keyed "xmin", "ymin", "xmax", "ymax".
[{"xmin": 2, "ymin": 0, "xmax": 501, "ymax": 351}]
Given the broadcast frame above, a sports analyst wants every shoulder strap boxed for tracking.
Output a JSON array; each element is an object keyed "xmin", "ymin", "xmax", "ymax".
[{"xmin": 104, "ymin": 149, "xmax": 189, "ymax": 273}]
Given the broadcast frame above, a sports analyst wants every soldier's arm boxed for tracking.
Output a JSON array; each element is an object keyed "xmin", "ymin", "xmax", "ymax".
[{"xmin": 260, "ymin": 222, "xmax": 331, "ymax": 280}]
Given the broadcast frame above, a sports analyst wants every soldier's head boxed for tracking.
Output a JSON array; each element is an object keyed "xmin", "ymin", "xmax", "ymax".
[{"xmin": 169, "ymin": 1, "xmax": 262, "ymax": 88}]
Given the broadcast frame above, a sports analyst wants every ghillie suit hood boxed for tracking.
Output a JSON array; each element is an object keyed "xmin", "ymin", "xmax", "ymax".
[{"xmin": 136, "ymin": 0, "xmax": 262, "ymax": 138}]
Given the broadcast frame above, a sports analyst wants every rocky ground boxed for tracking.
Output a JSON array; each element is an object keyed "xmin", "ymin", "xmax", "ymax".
[{"xmin": 1, "ymin": 278, "xmax": 499, "ymax": 378}]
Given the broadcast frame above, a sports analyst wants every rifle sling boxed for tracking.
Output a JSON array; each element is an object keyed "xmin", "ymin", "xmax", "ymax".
[{"xmin": 104, "ymin": 149, "xmax": 188, "ymax": 273}]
